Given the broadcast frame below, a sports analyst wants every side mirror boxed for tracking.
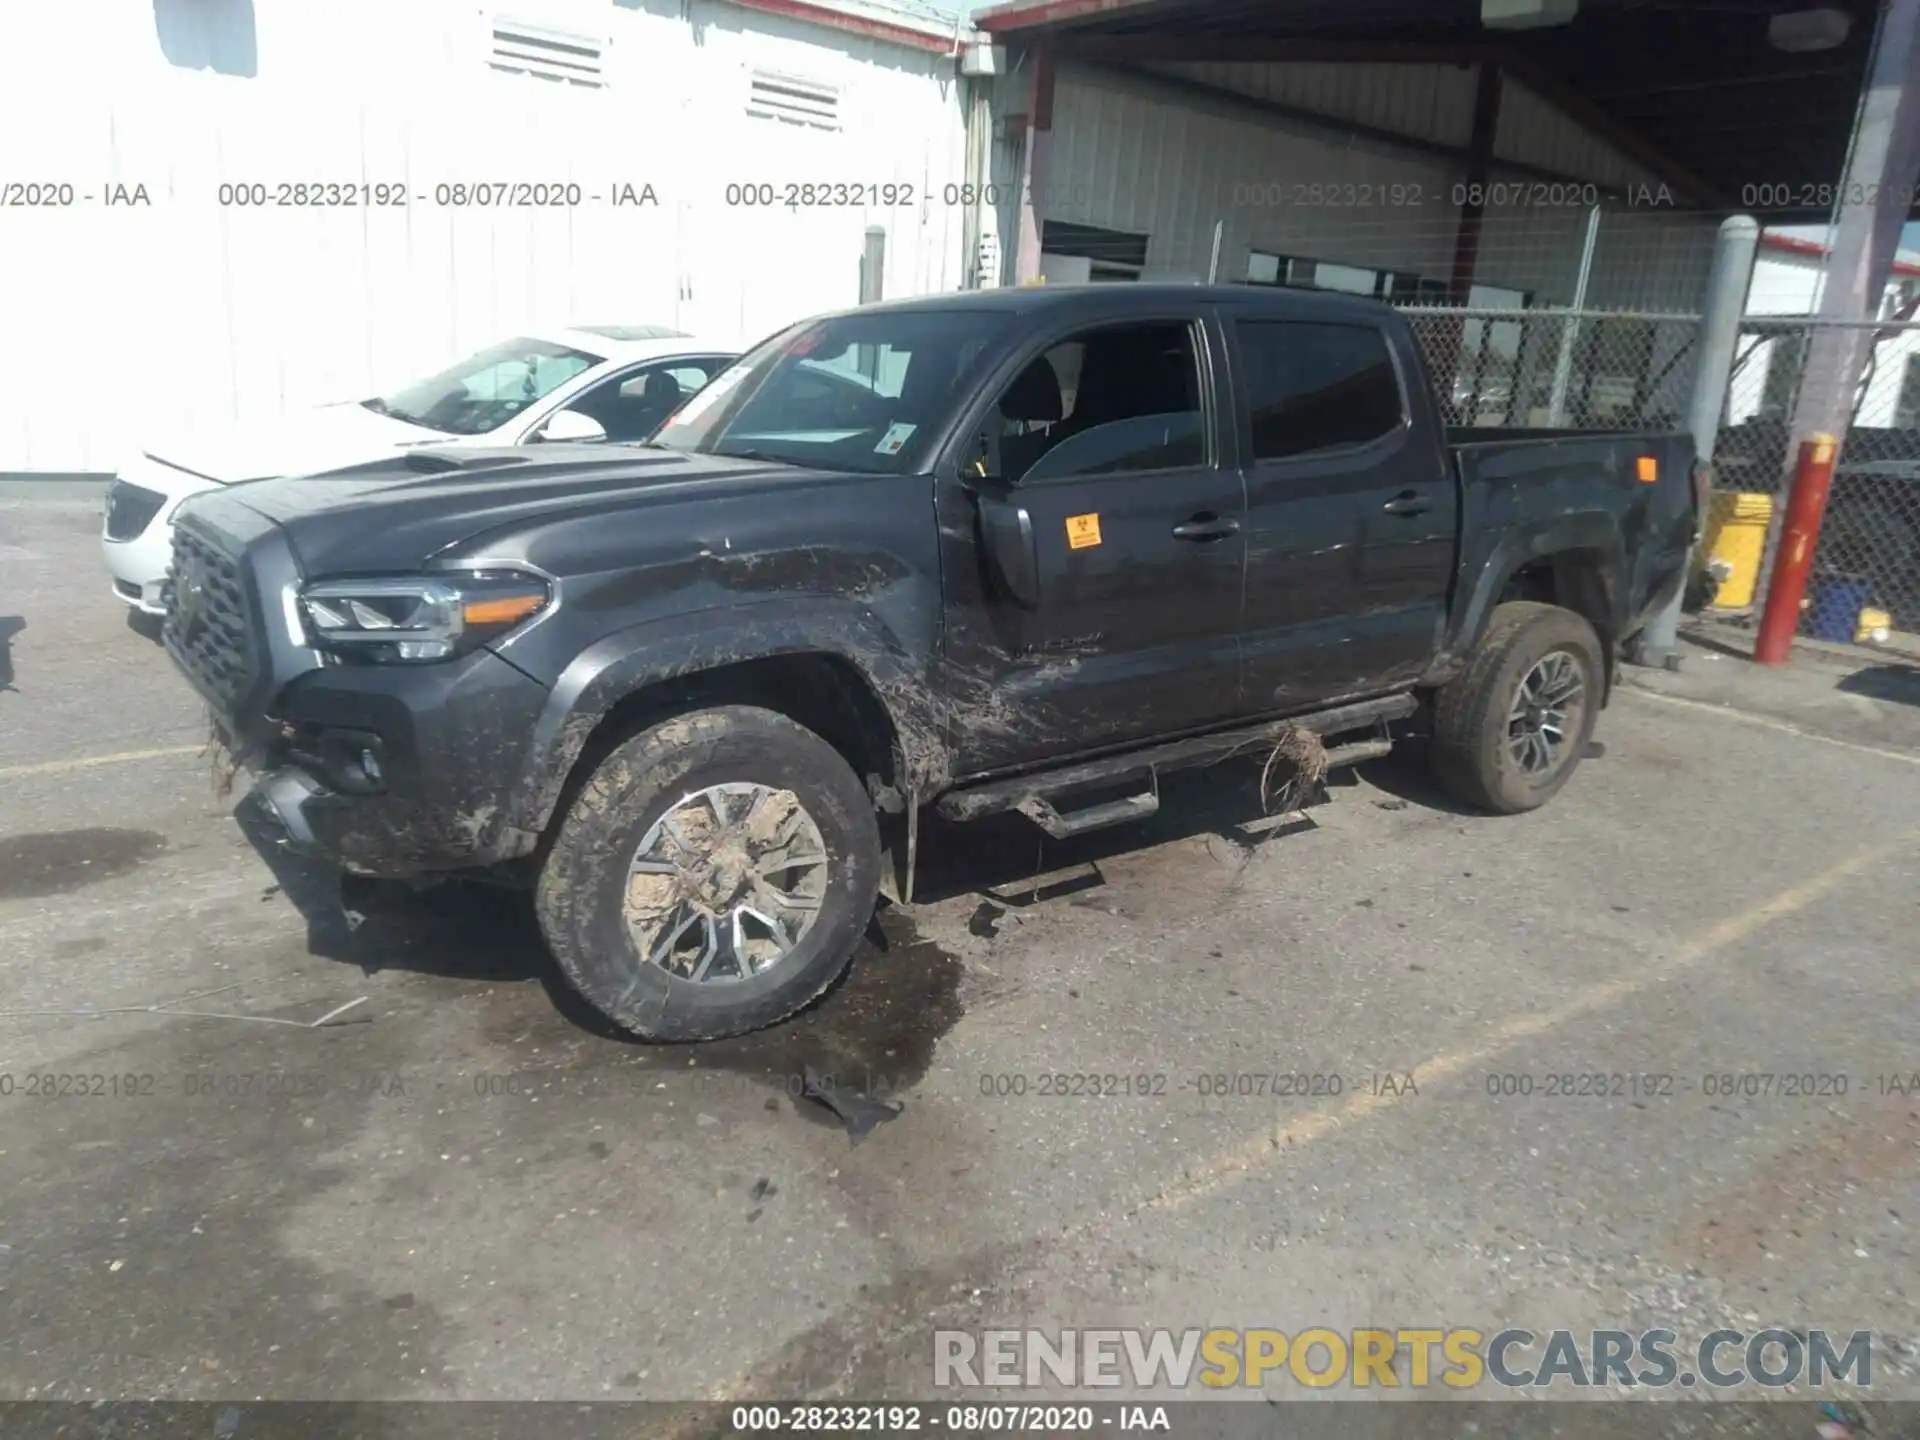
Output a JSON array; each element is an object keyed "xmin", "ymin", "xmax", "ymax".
[
  {"xmin": 537, "ymin": 409, "xmax": 608, "ymax": 444},
  {"xmin": 958, "ymin": 428, "xmax": 1002, "ymax": 487}
]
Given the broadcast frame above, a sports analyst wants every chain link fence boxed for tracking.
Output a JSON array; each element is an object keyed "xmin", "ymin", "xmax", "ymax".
[
  {"xmin": 1715, "ymin": 316, "xmax": 1920, "ymax": 639},
  {"xmin": 1399, "ymin": 303, "xmax": 1920, "ymax": 647},
  {"xmin": 1398, "ymin": 305, "xmax": 1701, "ymax": 431}
]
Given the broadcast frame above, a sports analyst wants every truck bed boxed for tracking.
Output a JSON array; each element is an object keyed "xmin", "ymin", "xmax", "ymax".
[
  {"xmin": 1441, "ymin": 427, "xmax": 1700, "ymax": 666},
  {"xmin": 1446, "ymin": 425, "xmax": 1684, "ymax": 445}
]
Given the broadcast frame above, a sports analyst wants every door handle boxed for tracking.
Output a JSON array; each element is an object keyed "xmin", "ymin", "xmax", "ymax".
[
  {"xmin": 978, "ymin": 498, "xmax": 1041, "ymax": 608},
  {"xmin": 1172, "ymin": 514, "xmax": 1241, "ymax": 541},
  {"xmin": 1381, "ymin": 491, "xmax": 1431, "ymax": 516}
]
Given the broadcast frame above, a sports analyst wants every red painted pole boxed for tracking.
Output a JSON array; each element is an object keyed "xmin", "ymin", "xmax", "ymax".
[{"xmin": 1754, "ymin": 433, "xmax": 1841, "ymax": 665}]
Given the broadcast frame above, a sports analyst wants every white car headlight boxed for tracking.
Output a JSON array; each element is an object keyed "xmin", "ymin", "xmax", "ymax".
[{"xmin": 298, "ymin": 571, "xmax": 550, "ymax": 663}]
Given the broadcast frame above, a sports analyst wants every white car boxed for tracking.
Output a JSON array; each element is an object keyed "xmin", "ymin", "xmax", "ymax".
[{"xmin": 102, "ymin": 324, "xmax": 741, "ymax": 614}]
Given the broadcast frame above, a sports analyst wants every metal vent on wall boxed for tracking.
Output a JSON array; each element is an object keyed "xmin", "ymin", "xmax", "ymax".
[
  {"xmin": 490, "ymin": 18, "xmax": 606, "ymax": 87},
  {"xmin": 747, "ymin": 69, "xmax": 840, "ymax": 129}
]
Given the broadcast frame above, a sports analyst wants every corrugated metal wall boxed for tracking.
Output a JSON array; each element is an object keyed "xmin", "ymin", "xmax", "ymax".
[
  {"xmin": 1492, "ymin": 77, "xmax": 1658, "ymax": 195},
  {"xmin": 1035, "ymin": 63, "xmax": 1461, "ymax": 284},
  {"xmin": 1151, "ymin": 61, "xmax": 1479, "ymax": 150},
  {"xmin": 0, "ymin": 0, "xmax": 967, "ymax": 473},
  {"xmin": 1142, "ymin": 64, "xmax": 1675, "ymax": 200},
  {"xmin": 1477, "ymin": 205, "xmax": 1717, "ymax": 308},
  {"xmin": 1013, "ymin": 59, "xmax": 1718, "ymax": 308}
]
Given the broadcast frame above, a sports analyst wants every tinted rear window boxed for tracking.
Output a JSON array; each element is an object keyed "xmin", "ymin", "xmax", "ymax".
[{"xmin": 1237, "ymin": 321, "xmax": 1405, "ymax": 460}]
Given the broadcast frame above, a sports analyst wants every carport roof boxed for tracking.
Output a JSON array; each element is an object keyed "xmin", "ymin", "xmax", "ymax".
[
  {"xmin": 973, "ymin": 0, "xmax": 1887, "ymax": 218},
  {"xmin": 724, "ymin": 0, "xmax": 964, "ymax": 52}
]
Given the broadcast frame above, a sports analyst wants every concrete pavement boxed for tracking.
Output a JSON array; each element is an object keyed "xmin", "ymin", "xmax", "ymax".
[{"xmin": 1, "ymin": 487, "xmax": 1915, "ymax": 1428}]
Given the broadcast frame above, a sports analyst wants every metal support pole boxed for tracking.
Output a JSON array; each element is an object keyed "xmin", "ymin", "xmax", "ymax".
[
  {"xmin": 1447, "ymin": 63, "xmax": 1502, "ymax": 303},
  {"xmin": 1625, "ymin": 213, "xmax": 1760, "ymax": 670},
  {"xmin": 1755, "ymin": 434, "xmax": 1842, "ymax": 663},
  {"xmin": 1782, "ymin": 0, "xmax": 1920, "ymax": 463},
  {"xmin": 859, "ymin": 225, "xmax": 886, "ymax": 305},
  {"xmin": 1750, "ymin": 0, "xmax": 1920, "ymax": 634},
  {"xmin": 1207, "ymin": 218, "xmax": 1224, "ymax": 284},
  {"xmin": 1545, "ymin": 203, "xmax": 1602, "ymax": 425},
  {"xmin": 1012, "ymin": 41, "xmax": 1056, "ymax": 286},
  {"xmin": 857, "ymin": 226, "xmax": 886, "ymax": 381},
  {"xmin": 960, "ymin": 79, "xmax": 991, "ymax": 290}
]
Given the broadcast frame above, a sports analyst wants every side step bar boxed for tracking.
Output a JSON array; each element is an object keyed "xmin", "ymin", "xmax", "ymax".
[
  {"xmin": 1015, "ymin": 787, "xmax": 1162, "ymax": 840},
  {"xmin": 936, "ymin": 693, "xmax": 1417, "ymax": 832}
]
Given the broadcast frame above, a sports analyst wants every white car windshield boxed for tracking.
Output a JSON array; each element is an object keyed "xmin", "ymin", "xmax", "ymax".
[{"xmin": 367, "ymin": 337, "xmax": 604, "ymax": 436}]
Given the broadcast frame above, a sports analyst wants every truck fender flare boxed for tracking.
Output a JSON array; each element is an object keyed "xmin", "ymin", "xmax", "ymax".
[
  {"xmin": 1445, "ymin": 512, "xmax": 1626, "ymax": 662},
  {"xmin": 506, "ymin": 598, "xmax": 940, "ymax": 839}
]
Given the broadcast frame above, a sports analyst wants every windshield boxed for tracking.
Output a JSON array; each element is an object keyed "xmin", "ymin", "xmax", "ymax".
[
  {"xmin": 649, "ymin": 309, "xmax": 1016, "ymax": 474},
  {"xmin": 369, "ymin": 337, "xmax": 603, "ymax": 436}
]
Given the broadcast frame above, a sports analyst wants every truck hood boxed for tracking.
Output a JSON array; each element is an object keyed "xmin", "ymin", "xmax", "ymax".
[
  {"xmin": 146, "ymin": 401, "xmax": 449, "ymax": 484},
  {"xmin": 222, "ymin": 444, "xmax": 819, "ymax": 576}
]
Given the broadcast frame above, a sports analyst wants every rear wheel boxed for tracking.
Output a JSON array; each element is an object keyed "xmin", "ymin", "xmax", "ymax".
[
  {"xmin": 536, "ymin": 705, "xmax": 882, "ymax": 1041},
  {"xmin": 1430, "ymin": 601, "xmax": 1602, "ymax": 815}
]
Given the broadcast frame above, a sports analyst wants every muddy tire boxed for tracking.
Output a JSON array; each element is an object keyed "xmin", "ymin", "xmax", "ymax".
[
  {"xmin": 1430, "ymin": 601, "xmax": 1602, "ymax": 815},
  {"xmin": 536, "ymin": 705, "xmax": 882, "ymax": 1042}
]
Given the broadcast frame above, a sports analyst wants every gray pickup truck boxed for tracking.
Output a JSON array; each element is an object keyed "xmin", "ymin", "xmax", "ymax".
[{"xmin": 162, "ymin": 283, "xmax": 1702, "ymax": 1041}]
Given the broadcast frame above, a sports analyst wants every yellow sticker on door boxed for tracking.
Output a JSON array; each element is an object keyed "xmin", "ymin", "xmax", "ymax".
[{"xmin": 1066, "ymin": 513, "xmax": 1103, "ymax": 550}]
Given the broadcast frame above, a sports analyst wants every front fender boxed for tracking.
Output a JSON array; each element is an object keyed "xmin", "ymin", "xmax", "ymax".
[{"xmin": 503, "ymin": 598, "xmax": 944, "ymax": 839}]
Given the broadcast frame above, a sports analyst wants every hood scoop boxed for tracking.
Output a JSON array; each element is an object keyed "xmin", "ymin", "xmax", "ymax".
[{"xmin": 402, "ymin": 449, "xmax": 535, "ymax": 474}]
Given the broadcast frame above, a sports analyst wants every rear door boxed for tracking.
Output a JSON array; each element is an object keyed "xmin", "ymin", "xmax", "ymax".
[
  {"xmin": 1233, "ymin": 315, "xmax": 1455, "ymax": 710},
  {"xmin": 936, "ymin": 309, "xmax": 1247, "ymax": 776}
]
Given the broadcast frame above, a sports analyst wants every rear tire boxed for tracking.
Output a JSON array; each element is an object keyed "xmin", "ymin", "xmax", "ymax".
[
  {"xmin": 536, "ymin": 705, "xmax": 882, "ymax": 1042},
  {"xmin": 1430, "ymin": 601, "xmax": 1602, "ymax": 815}
]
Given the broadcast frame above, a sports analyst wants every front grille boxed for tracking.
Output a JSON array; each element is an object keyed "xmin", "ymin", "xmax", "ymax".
[
  {"xmin": 103, "ymin": 480, "xmax": 166, "ymax": 541},
  {"xmin": 162, "ymin": 526, "xmax": 256, "ymax": 711}
]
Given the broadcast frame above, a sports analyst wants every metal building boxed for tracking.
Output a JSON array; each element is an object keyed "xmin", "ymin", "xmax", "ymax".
[
  {"xmin": 957, "ymin": 0, "xmax": 1891, "ymax": 309},
  {"xmin": 0, "ymin": 0, "xmax": 971, "ymax": 474}
]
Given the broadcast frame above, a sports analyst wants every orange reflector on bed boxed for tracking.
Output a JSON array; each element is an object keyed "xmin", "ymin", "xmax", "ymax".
[{"xmin": 1636, "ymin": 455, "xmax": 1659, "ymax": 483}]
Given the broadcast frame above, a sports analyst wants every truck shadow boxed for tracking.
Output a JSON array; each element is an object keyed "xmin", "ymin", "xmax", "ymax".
[
  {"xmin": 237, "ymin": 745, "xmax": 1474, "ymax": 1038},
  {"xmin": 1837, "ymin": 662, "xmax": 1920, "ymax": 707},
  {"xmin": 1351, "ymin": 739, "xmax": 1487, "ymax": 818},
  {"xmin": 910, "ymin": 760, "xmax": 1267, "ymax": 907},
  {"xmin": 0, "ymin": 614, "xmax": 22, "ymax": 692},
  {"xmin": 237, "ymin": 795, "xmax": 970, "ymax": 1085},
  {"xmin": 908, "ymin": 741, "xmax": 1477, "ymax": 904},
  {"xmin": 234, "ymin": 797, "xmax": 628, "ymax": 1038}
]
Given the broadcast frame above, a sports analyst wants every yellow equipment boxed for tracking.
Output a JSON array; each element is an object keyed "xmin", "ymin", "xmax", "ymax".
[{"xmin": 1702, "ymin": 492, "xmax": 1773, "ymax": 610}]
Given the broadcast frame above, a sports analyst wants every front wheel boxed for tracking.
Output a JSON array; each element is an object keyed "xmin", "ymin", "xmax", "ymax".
[
  {"xmin": 1430, "ymin": 601, "xmax": 1602, "ymax": 815},
  {"xmin": 536, "ymin": 705, "xmax": 882, "ymax": 1041}
]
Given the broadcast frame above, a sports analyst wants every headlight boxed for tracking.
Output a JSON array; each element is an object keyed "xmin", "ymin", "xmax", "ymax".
[{"xmin": 297, "ymin": 570, "xmax": 550, "ymax": 663}]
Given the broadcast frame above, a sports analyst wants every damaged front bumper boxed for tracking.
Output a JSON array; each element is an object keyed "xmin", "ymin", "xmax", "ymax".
[
  {"xmin": 243, "ymin": 760, "xmax": 538, "ymax": 876},
  {"xmin": 163, "ymin": 498, "xmax": 558, "ymax": 877},
  {"xmin": 254, "ymin": 767, "xmax": 325, "ymax": 854},
  {"xmin": 223, "ymin": 647, "xmax": 557, "ymax": 878}
]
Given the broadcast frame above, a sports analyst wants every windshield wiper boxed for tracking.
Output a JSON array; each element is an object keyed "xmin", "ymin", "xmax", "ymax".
[{"xmin": 363, "ymin": 396, "xmax": 439, "ymax": 428}]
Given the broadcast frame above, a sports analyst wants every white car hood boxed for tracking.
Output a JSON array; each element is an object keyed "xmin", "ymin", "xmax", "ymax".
[{"xmin": 143, "ymin": 401, "xmax": 453, "ymax": 486}]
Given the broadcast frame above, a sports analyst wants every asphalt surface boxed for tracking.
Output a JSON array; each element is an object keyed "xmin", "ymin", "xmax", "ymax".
[{"xmin": 2, "ymin": 485, "xmax": 1918, "ymax": 1432}]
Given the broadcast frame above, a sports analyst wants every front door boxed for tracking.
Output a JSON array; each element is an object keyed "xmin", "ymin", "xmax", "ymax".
[{"xmin": 936, "ymin": 314, "xmax": 1247, "ymax": 777}]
